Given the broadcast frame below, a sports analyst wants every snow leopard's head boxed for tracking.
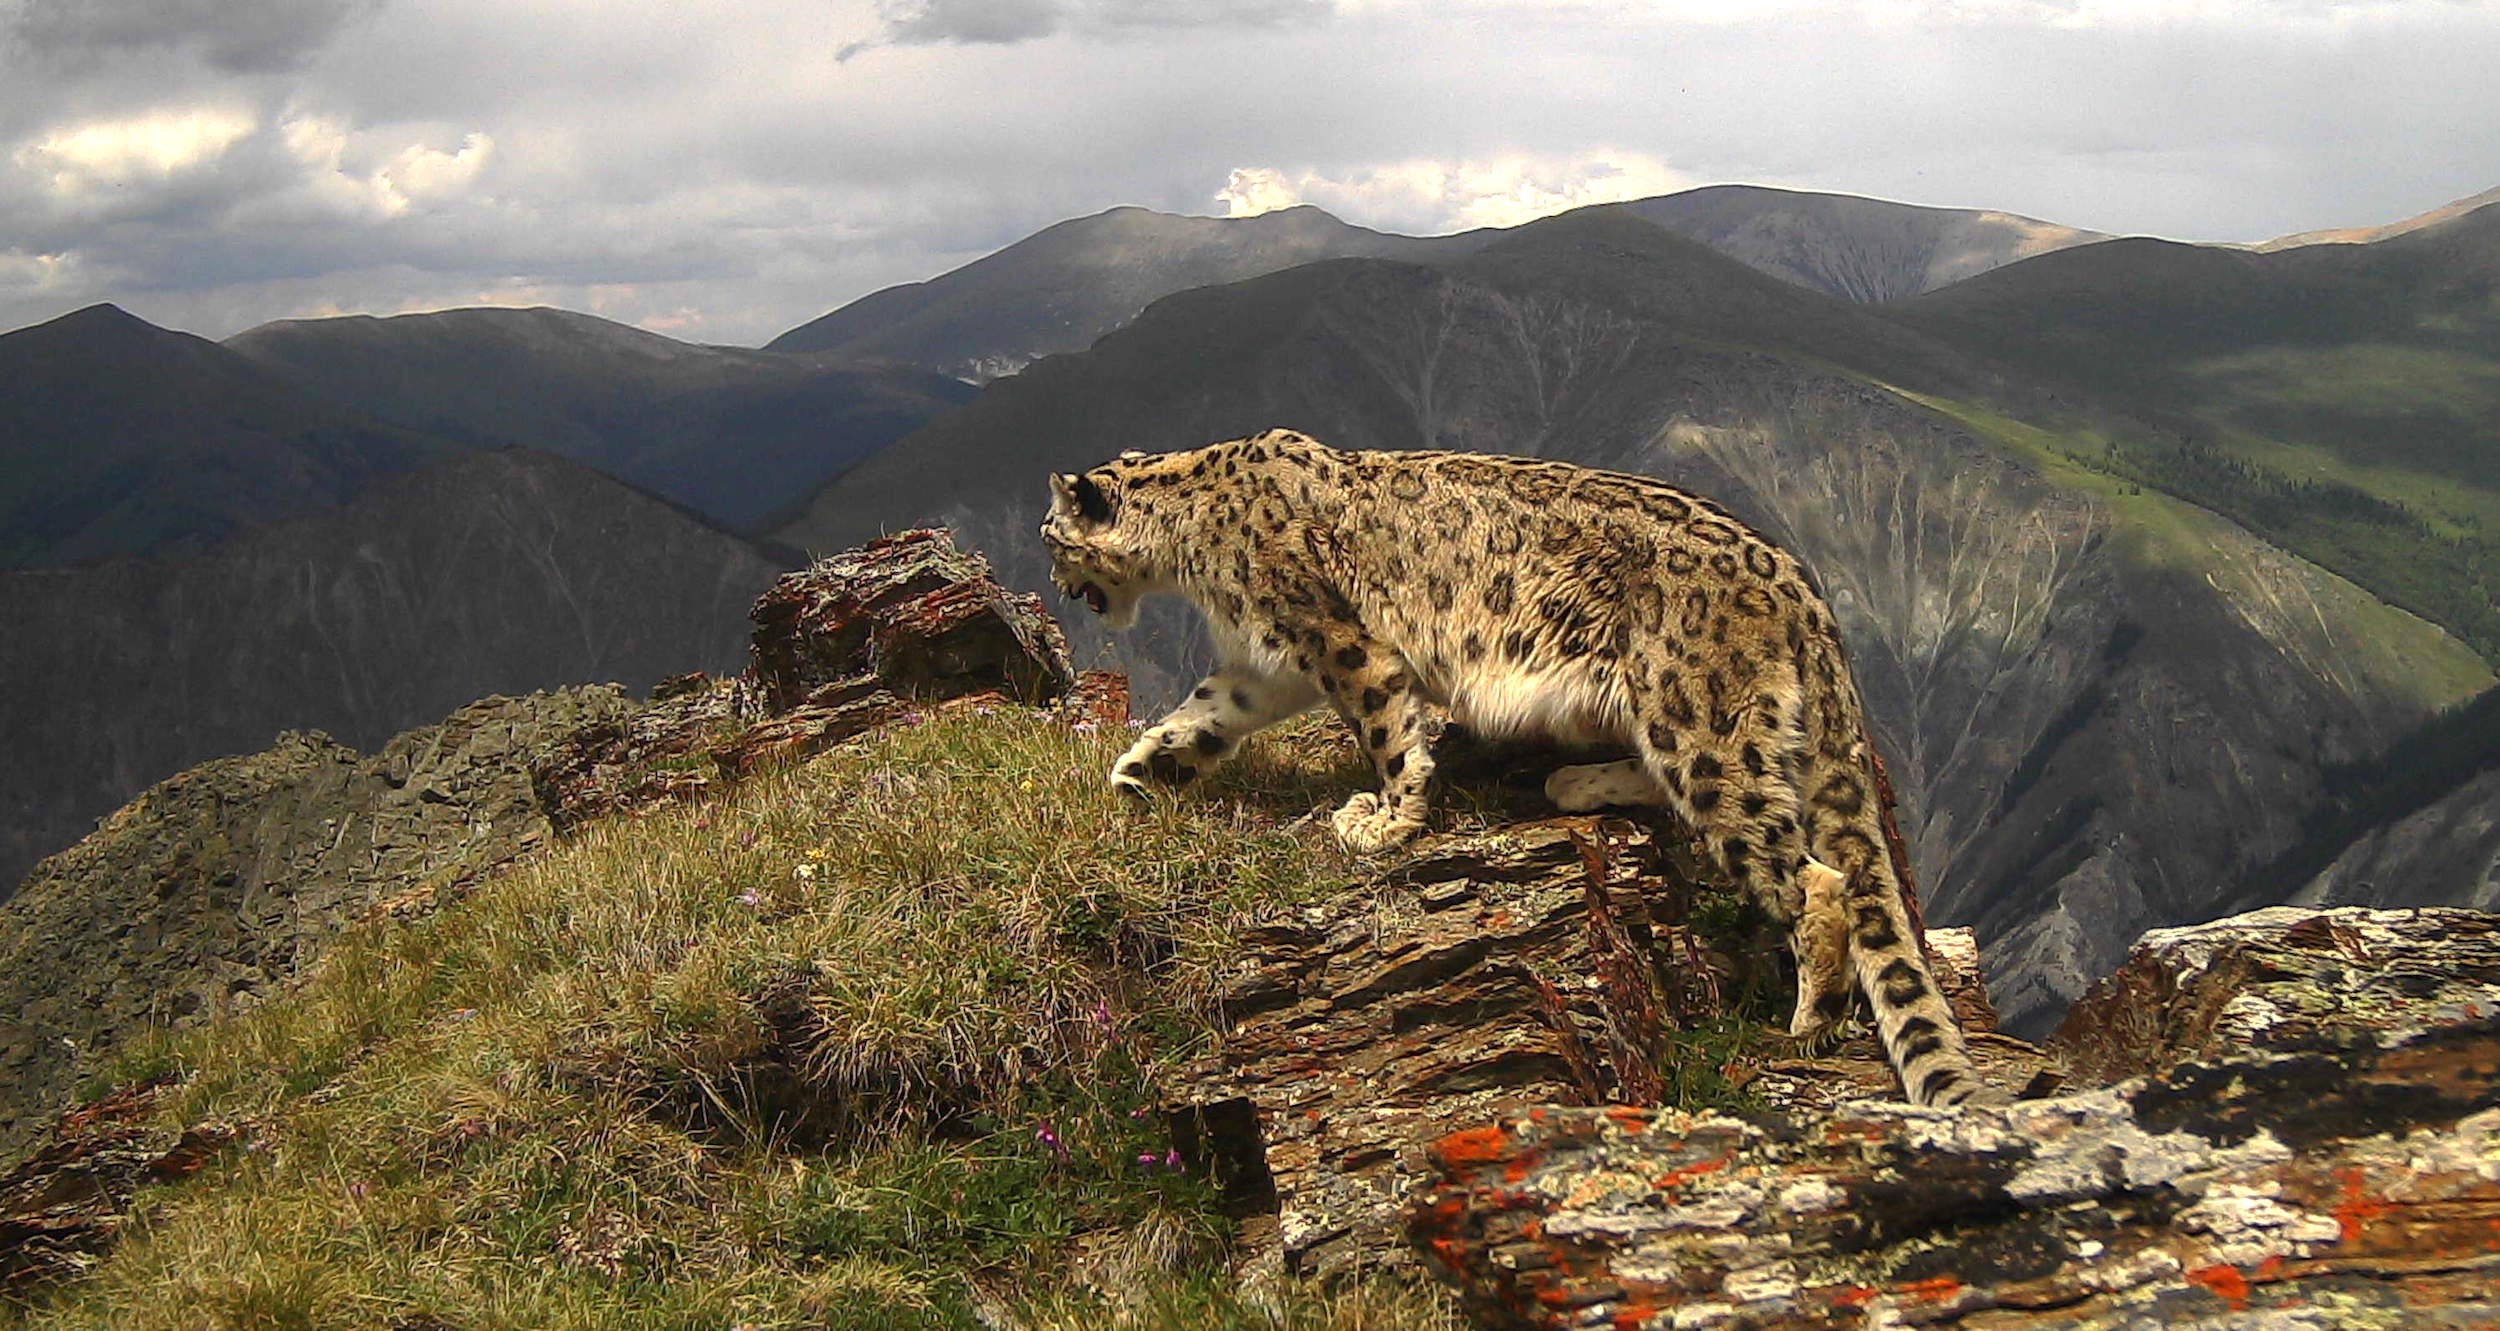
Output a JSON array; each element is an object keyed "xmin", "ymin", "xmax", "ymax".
[{"xmin": 1040, "ymin": 453, "xmax": 1162, "ymax": 630}]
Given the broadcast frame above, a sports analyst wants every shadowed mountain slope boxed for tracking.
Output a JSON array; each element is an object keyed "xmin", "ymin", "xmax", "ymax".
[
  {"xmin": 777, "ymin": 212, "xmax": 2489, "ymax": 1033},
  {"xmin": 0, "ymin": 305, "xmax": 449, "ymax": 569},
  {"xmin": 1623, "ymin": 184, "xmax": 2108, "ymax": 303},
  {"xmin": 0, "ymin": 449, "xmax": 784, "ymax": 897},
  {"xmin": 226, "ymin": 307, "xmax": 975, "ymax": 533}
]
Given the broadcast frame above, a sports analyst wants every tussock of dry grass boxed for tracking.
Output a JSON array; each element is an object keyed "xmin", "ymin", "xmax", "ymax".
[{"xmin": 7, "ymin": 708, "xmax": 1476, "ymax": 1330}]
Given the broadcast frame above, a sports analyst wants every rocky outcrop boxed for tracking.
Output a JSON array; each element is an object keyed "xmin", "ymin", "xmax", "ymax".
[
  {"xmin": 1409, "ymin": 906, "xmax": 2500, "ymax": 1328},
  {"xmin": 0, "ymin": 1080, "xmax": 234, "ymax": 1293},
  {"xmin": 531, "ymin": 529, "xmax": 1077, "ymax": 825},
  {"xmin": 1165, "ymin": 816, "xmax": 2051, "ymax": 1284},
  {"xmin": 0, "ymin": 688, "xmax": 631, "ymax": 1161}
]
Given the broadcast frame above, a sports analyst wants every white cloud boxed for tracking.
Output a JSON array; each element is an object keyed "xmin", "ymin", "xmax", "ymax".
[
  {"xmin": 1217, "ymin": 152, "xmax": 1692, "ymax": 234},
  {"xmin": 268, "ymin": 114, "xmax": 493, "ymax": 219},
  {"xmin": 14, "ymin": 107, "xmax": 256, "ymax": 198}
]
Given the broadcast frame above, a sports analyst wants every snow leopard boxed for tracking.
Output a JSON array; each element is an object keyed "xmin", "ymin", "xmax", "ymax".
[{"xmin": 1039, "ymin": 428, "xmax": 1990, "ymax": 1108}]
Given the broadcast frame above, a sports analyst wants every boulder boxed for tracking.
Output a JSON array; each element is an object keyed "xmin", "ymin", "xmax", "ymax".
[{"xmin": 533, "ymin": 528, "xmax": 1081, "ymax": 816}]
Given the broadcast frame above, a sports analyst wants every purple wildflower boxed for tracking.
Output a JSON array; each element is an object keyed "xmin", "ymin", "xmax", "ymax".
[
  {"xmin": 1164, "ymin": 1148, "xmax": 1184, "ymax": 1170},
  {"xmin": 1035, "ymin": 1123, "xmax": 1066, "ymax": 1159}
]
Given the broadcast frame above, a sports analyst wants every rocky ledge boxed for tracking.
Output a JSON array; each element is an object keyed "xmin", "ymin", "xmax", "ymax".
[
  {"xmin": 1408, "ymin": 906, "xmax": 2500, "ymax": 1328},
  {"xmin": 1166, "ymin": 817, "xmax": 2057, "ymax": 1283}
]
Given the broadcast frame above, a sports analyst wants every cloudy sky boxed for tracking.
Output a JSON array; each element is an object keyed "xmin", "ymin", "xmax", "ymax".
[{"xmin": 1, "ymin": 0, "xmax": 2494, "ymax": 346}]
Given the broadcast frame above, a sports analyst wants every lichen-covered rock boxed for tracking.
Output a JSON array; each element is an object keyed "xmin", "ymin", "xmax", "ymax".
[
  {"xmin": 2051, "ymin": 905, "xmax": 2500, "ymax": 1089},
  {"xmin": 1166, "ymin": 818, "xmax": 2036, "ymax": 1283},
  {"xmin": 748, "ymin": 528, "xmax": 1073, "ymax": 713},
  {"xmin": 1408, "ymin": 905, "xmax": 2500, "ymax": 1329}
]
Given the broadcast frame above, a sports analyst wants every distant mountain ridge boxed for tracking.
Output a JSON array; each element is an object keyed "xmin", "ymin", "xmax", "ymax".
[
  {"xmin": 0, "ymin": 448, "xmax": 784, "ymax": 896},
  {"xmin": 0, "ymin": 304, "xmax": 447, "ymax": 568},
  {"xmin": 227, "ymin": 306, "xmax": 975, "ymax": 533},
  {"xmin": 1622, "ymin": 184, "xmax": 2109, "ymax": 303},
  {"xmin": 766, "ymin": 204, "xmax": 1489, "ymax": 380},
  {"xmin": 757, "ymin": 187, "xmax": 2117, "ymax": 387}
]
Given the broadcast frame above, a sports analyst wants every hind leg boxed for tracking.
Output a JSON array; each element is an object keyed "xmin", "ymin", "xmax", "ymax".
[{"xmin": 1632, "ymin": 709, "xmax": 1858, "ymax": 1042}]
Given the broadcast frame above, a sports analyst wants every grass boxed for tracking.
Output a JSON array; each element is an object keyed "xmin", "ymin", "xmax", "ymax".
[
  {"xmin": 1893, "ymin": 385, "xmax": 2500, "ymax": 699},
  {"xmin": 12, "ymin": 706, "xmax": 1462, "ymax": 1331}
]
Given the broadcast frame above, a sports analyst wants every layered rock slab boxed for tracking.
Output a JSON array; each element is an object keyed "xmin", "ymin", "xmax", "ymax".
[
  {"xmin": 1166, "ymin": 818, "xmax": 2033, "ymax": 1282},
  {"xmin": 1409, "ymin": 905, "xmax": 2500, "ymax": 1329}
]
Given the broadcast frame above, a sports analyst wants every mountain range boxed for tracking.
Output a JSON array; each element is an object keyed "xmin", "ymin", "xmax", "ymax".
[{"xmin": 6, "ymin": 180, "xmax": 2499, "ymax": 1033}]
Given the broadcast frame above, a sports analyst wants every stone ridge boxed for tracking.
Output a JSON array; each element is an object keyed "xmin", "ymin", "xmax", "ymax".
[
  {"xmin": 2052, "ymin": 905, "xmax": 2500, "ymax": 1088},
  {"xmin": 0, "ymin": 688, "xmax": 633, "ymax": 1162}
]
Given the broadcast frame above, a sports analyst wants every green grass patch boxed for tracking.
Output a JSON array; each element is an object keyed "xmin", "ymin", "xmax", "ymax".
[{"xmin": 1894, "ymin": 386, "xmax": 2500, "ymax": 672}]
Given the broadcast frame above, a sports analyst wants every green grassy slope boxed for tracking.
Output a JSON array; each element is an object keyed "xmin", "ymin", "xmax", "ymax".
[
  {"xmin": 1896, "ymin": 202, "xmax": 2500, "ymax": 660},
  {"xmin": 3, "ymin": 710, "xmax": 1482, "ymax": 1331}
]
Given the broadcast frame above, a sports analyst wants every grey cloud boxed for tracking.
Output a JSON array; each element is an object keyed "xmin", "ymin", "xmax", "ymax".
[
  {"xmin": 4, "ymin": 0, "xmax": 379, "ymax": 73},
  {"xmin": 848, "ymin": 0, "xmax": 1331, "ymax": 55}
]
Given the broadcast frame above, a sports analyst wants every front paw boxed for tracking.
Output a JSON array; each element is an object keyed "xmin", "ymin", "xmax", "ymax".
[
  {"xmin": 1110, "ymin": 734, "xmax": 1200, "ymax": 798},
  {"xmin": 1330, "ymin": 792, "xmax": 1422, "ymax": 854}
]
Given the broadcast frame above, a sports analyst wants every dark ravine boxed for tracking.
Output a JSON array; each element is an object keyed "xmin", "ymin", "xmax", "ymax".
[
  {"xmin": 775, "ymin": 212, "xmax": 2489, "ymax": 1034},
  {"xmin": 0, "ymin": 449, "xmax": 786, "ymax": 897}
]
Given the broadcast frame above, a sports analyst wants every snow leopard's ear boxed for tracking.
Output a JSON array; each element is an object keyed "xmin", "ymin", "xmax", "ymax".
[
  {"xmin": 1051, "ymin": 472, "xmax": 1114, "ymax": 524},
  {"xmin": 1074, "ymin": 474, "xmax": 1115, "ymax": 523}
]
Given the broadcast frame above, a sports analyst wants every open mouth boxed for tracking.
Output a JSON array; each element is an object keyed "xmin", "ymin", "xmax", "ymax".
[{"xmin": 1078, "ymin": 582, "xmax": 1109, "ymax": 615}]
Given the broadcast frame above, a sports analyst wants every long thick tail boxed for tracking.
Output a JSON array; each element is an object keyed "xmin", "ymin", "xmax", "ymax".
[{"xmin": 1799, "ymin": 648, "xmax": 1990, "ymax": 1108}]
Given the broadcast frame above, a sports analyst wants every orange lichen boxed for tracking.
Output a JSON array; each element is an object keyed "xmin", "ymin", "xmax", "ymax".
[
  {"xmin": 2334, "ymin": 1165, "xmax": 2394, "ymax": 1243},
  {"xmin": 1436, "ymin": 1124, "xmax": 1517, "ymax": 1169},
  {"xmin": 1604, "ymin": 1106, "xmax": 1652, "ymax": 1134},
  {"xmin": 2187, "ymin": 1264, "xmax": 2251, "ymax": 1310}
]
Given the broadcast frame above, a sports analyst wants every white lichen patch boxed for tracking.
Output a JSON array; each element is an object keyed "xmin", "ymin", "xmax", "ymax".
[
  {"xmin": 2406, "ymin": 1105, "xmax": 2500, "ymax": 1180},
  {"xmin": 1775, "ymin": 1175, "xmax": 1839, "ymax": 1215},
  {"xmin": 2175, "ymin": 1180, "xmax": 2344, "ymax": 1266},
  {"xmin": 2000, "ymin": 1089, "xmax": 2292, "ymax": 1203}
]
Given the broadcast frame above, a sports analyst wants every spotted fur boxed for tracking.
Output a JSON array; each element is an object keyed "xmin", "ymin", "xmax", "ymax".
[{"xmin": 1040, "ymin": 430, "xmax": 1992, "ymax": 1108}]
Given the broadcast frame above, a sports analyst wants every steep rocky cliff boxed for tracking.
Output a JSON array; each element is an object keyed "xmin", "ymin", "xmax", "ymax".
[{"xmin": 0, "ymin": 449, "xmax": 784, "ymax": 896}]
